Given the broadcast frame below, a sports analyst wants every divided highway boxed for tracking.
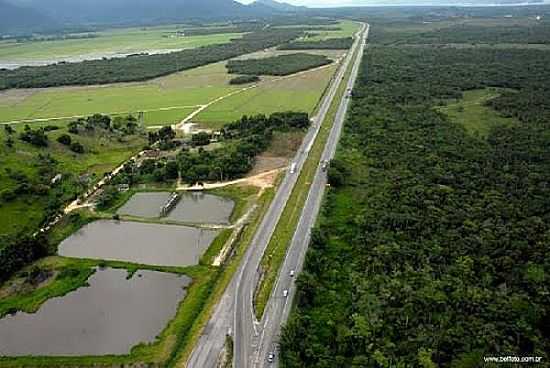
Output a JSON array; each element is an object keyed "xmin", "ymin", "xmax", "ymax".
[
  {"xmin": 253, "ymin": 24, "xmax": 370, "ymax": 368},
  {"xmin": 186, "ymin": 22, "xmax": 369, "ymax": 368}
]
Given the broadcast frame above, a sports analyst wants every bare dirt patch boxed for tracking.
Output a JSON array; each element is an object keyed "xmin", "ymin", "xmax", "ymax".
[
  {"xmin": 250, "ymin": 130, "xmax": 304, "ymax": 175},
  {"xmin": 250, "ymin": 156, "xmax": 288, "ymax": 176}
]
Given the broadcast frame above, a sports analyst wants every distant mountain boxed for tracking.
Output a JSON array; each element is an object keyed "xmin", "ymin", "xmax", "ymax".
[
  {"xmin": 253, "ymin": 0, "xmax": 307, "ymax": 12},
  {"xmin": 5, "ymin": 0, "xmax": 278, "ymax": 26},
  {"xmin": 0, "ymin": 0, "xmax": 56, "ymax": 34}
]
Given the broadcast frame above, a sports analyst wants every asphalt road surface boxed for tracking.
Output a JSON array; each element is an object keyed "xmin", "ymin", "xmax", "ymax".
[
  {"xmin": 253, "ymin": 24, "xmax": 370, "ymax": 368},
  {"xmin": 186, "ymin": 22, "xmax": 369, "ymax": 368}
]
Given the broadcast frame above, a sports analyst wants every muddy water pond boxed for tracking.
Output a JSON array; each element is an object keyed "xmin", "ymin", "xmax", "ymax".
[
  {"xmin": 117, "ymin": 191, "xmax": 235, "ymax": 224},
  {"xmin": 58, "ymin": 220, "xmax": 218, "ymax": 267},
  {"xmin": 167, "ymin": 192, "xmax": 235, "ymax": 224},
  {"xmin": 0, "ymin": 268, "xmax": 190, "ymax": 356},
  {"xmin": 117, "ymin": 192, "xmax": 173, "ymax": 218}
]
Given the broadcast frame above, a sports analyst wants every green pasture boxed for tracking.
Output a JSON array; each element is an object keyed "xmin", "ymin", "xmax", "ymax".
[
  {"xmin": 0, "ymin": 28, "xmax": 243, "ymax": 63},
  {"xmin": 439, "ymin": 88, "xmax": 519, "ymax": 137},
  {"xmin": 1, "ymin": 50, "xmax": 339, "ymax": 128},
  {"xmin": 302, "ymin": 20, "xmax": 360, "ymax": 41},
  {"xmin": 0, "ymin": 62, "xmax": 237, "ymax": 125},
  {"xmin": 196, "ymin": 63, "xmax": 337, "ymax": 129}
]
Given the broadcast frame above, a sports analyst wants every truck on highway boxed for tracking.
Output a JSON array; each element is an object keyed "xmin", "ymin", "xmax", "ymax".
[{"xmin": 290, "ymin": 162, "xmax": 297, "ymax": 174}]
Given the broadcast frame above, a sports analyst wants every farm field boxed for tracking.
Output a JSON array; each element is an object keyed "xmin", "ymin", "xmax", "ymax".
[
  {"xmin": 0, "ymin": 50, "xmax": 344, "ymax": 127},
  {"xmin": 299, "ymin": 20, "xmax": 359, "ymax": 41},
  {"xmin": 0, "ymin": 62, "xmax": 237, "ymax": 125},
  {"xmin": 0, "ymin": 27, "xmax": 243, "ymax": 66},
  {"xmin": 197, "ymin": 62, "xmax": 338, "ymax": 128}
]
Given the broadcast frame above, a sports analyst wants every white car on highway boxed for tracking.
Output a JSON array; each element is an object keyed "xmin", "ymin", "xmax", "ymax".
[
  {"xmin": 267, "ymin": 352, "xmax": 275, "ymax": 363},
  {"xmin": 283, "ymin": 289, "xmax": 289, "ymax": 297}
]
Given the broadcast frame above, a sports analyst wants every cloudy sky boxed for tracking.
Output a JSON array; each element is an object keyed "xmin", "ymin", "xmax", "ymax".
[
  {"xmin": 237, "ymin": 0, "xmax": 370, "ymax": 6},
  {"xmin": 237, "ymin": 0, "xmax": 550, "ymax": 6}
]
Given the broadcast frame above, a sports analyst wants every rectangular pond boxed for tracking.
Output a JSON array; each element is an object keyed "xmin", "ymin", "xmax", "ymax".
[
  {"xmin": 58, "ymin": 220, "xmax": 219, "ymax": 267},
  {"xmin": 117, "ymin": 192, "xmax": 173, "ymax": 218},
  {"xmin": 0, "ymin": 268, "xmax": 190, "ymax": 356},
  {"xmin": 167, "ymin": 192, "xmax": 235, "ymax": 225},
  {"xmin": 116, "ymin": 191, "xmax": 235, "ymax": 224}
]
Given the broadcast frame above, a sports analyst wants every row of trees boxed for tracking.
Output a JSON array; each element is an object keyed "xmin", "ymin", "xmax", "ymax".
[
  {"xmin": 179, "ymin": 112, "xmax": 310, "ymax": 184},
  {"xmin": 226, "ymin": 53, "xmax": 332, "ymax": 76},
  {"xmin": 68, "ymin": 114, "xmax": 138, "ymax": 135},
  {"xmin": 229, "ymin": 75, "xmax": 260, "ymax": 85},
  {"xmin": 0, "ymin": 29, "xmax": 303, "ymax": 90},
  {"xmin": 281, "ymin": 26, "xmax": 550, "ymax": 368},
  {"xmin": 279, "ymin": 37, "xmax": 353, "ymax": 50},
  {"xmin": 107, "ymin": 112, "xmax": 309, "ymax": 187}
]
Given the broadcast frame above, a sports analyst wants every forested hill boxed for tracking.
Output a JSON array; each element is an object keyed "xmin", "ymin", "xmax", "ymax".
[
  {"xmin": 2, "ymin": 0, "xmax": 291, "ymax": 29},
  {"xmin": 280, "ymin": 19, "xmax": 550, "ymax": 368},
  {"xmin": 0, "ymin": 0, "xmax": 56, "ymax": 34}
]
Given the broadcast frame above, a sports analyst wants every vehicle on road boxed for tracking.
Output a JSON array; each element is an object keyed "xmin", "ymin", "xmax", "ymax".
[
  {"xmin": 283, "ymin": 289, "xmax": 289, "ymax": 297},
  {"xmin": 290, "ymin": 162, "xmax": 297, "ymax": 174},
  {"xmin": 290, "ymin": 270, "xmax": 295, "ymax": 277},
  {"xmin": 321, "ymin": 160, "xmax": 329, "ymax": 172},
  {"xmin": 267, "ymin": 352, "xmax": 275, "ymax": 363}
]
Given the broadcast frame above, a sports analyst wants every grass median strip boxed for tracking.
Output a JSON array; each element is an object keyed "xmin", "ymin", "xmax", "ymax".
[{"xmin": 253, "ymin": 37, "xmax": 360, "ymax": 320}]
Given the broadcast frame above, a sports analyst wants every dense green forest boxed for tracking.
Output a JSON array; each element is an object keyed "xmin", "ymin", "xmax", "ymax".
[
  {"xmin": 226, "ymin": 53, "xmax": 332, "ymax": 76},
  {"xmin": 370, "ymin": 22, "xmax": 550, "ymax": 45},
  {"xmin": 281, "ymin": 21, "xmax": 550, "ymax": 368},
  {"xmin": 279, "ymin": 37, "xmax": 353, "ymax": 50},
  {"xmin": 0, "ymin": 29, "xmax": 302, "ymax": 90}
]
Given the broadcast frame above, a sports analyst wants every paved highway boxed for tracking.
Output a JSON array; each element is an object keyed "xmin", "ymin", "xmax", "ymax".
[
  {"xmin": 253, "ymin": 24, "xmax": 370, "ymax": 368},
  {"xmin": 186, "ymin": 22, "xmax": 368, "ymax": 368}
]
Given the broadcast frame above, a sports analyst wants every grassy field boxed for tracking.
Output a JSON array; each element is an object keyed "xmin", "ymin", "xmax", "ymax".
[
  {"xmin": 0, "ymin": 50, "xmax": 340, "ymax": 127},
  {"xmin": 439, "ymin": 88, "xmax": 519, "ymax": 137},
  {"xmin": 0, "ymin": 62, "xmax": 236, "ymax": 125},
  {"xmin": 0, "ymin": 27, "xmax": 243, "ymax": 63},
  {"xmin": 196, "ymin": 63, "xmax": 338, "ymax": 129},
  {"xmin": 301, "ymin": 20, "xmax": 359, "ymax": 41},
  {"xmin": 254, "ymin": 34, "xmax": 357, "ymax": 319},
  {"xmin": 0, "ymin": 122, "xmax": 146, "ymax": 236}
]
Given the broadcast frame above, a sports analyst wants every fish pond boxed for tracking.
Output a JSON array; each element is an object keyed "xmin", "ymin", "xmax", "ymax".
[
  {"xmin": 117, "ymin": 191, "xmax": 235, "ymax": 224},
  {"xmin": 58, "ymin": 220, "xmax": 219, "ymax": 267},
  {"xmin": 0, "ymin": 268, "xmax": 190, "ymax": 356}
]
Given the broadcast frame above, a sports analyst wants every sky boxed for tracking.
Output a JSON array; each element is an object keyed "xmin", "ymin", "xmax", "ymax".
[
  {"xmin": 237, "ymin": 0, "xmax": 368, "ymax": 6},
  {"xmin": 237, "ymin": 0, "xmax": 550, "ymax": 6}
]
